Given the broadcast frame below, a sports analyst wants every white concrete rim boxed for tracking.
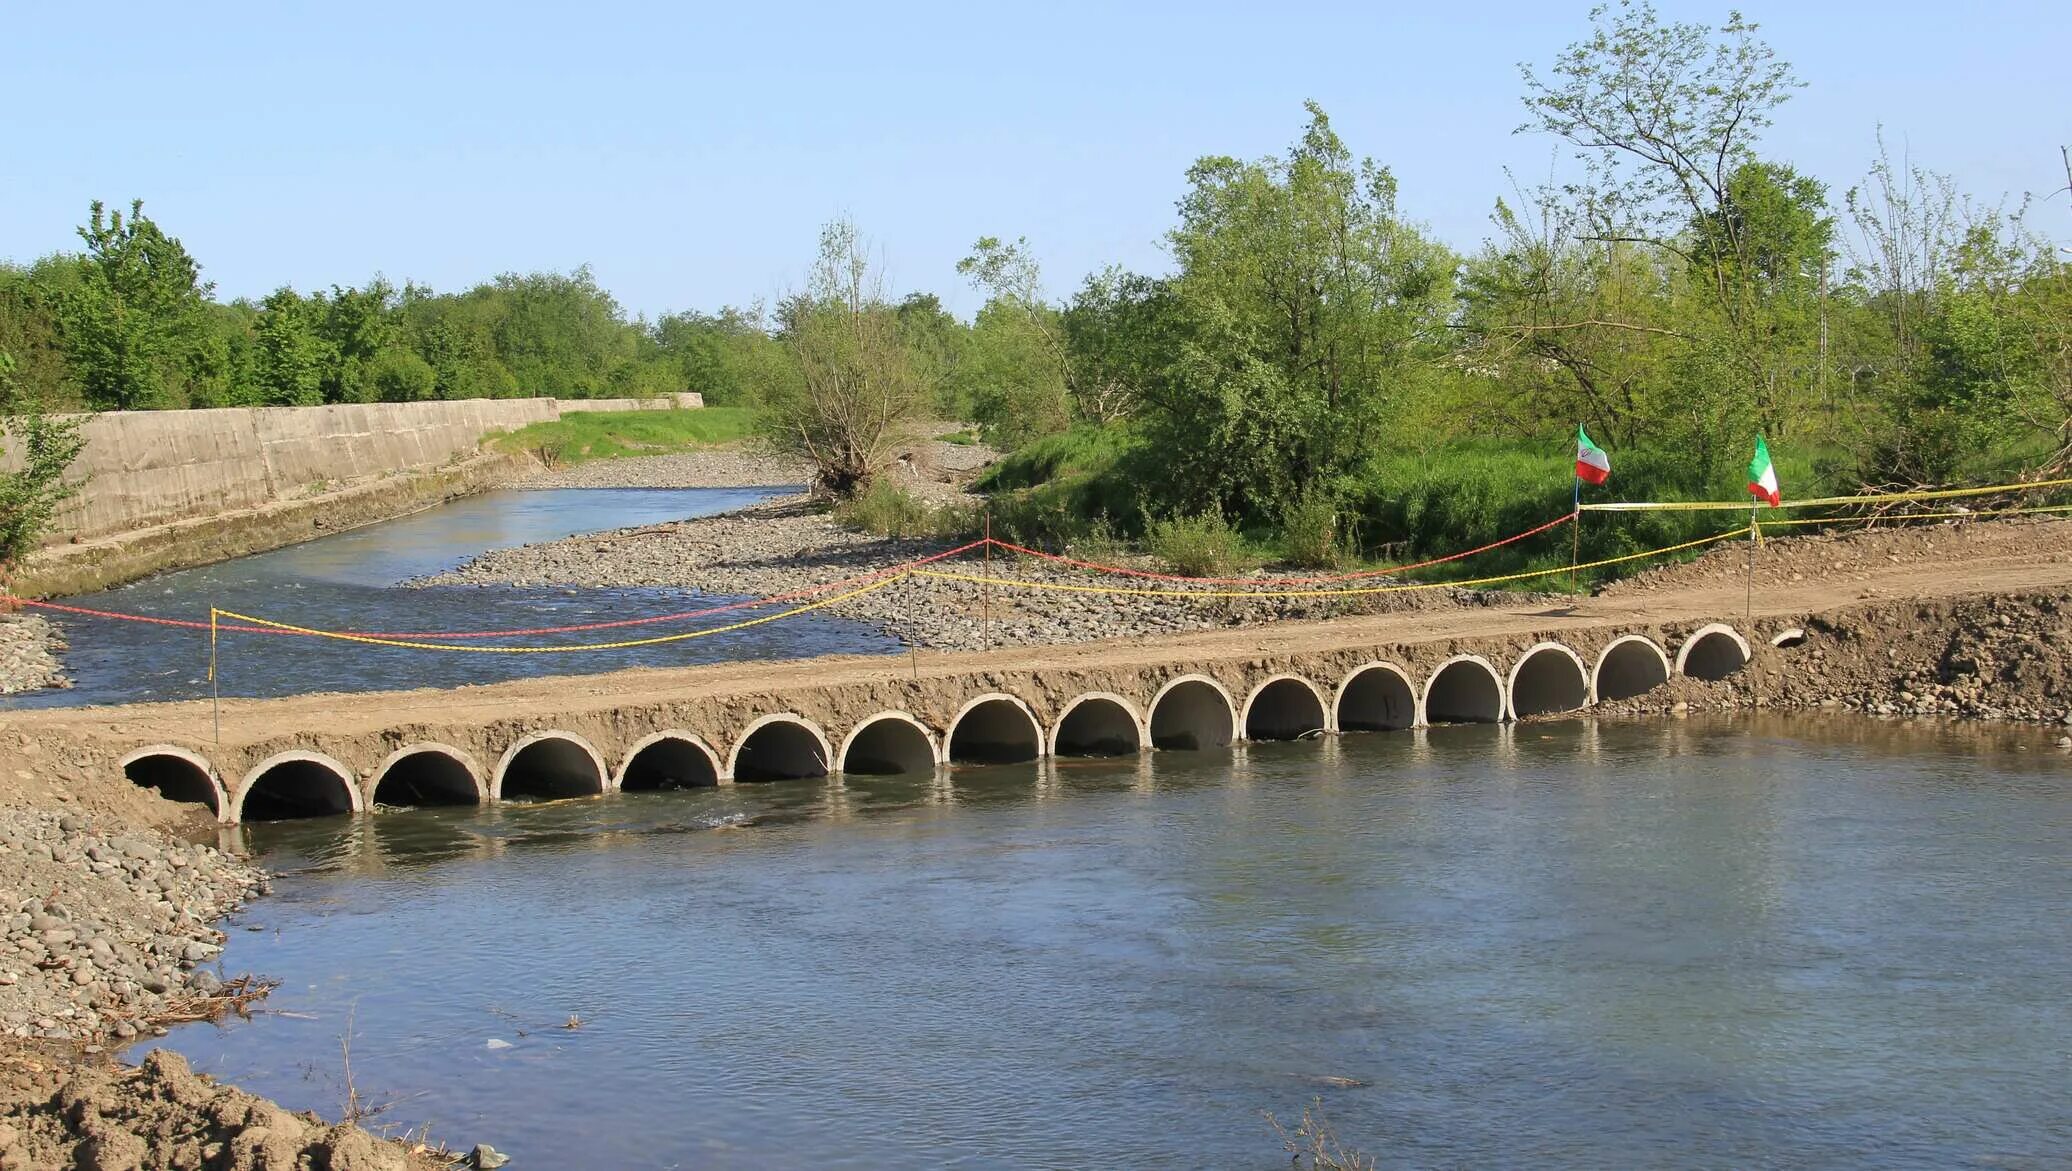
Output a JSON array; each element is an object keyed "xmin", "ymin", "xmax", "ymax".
[
  {"xmin": 1046, "ymin": 691, "xmax": 1149, "ymax": 757},
  {"xmin": 723, "ymin": 712, "xmax": 834, "ymax": 781},
  {"xmin": 1238, "ymin": 673, "xmax": 1333, "ymax": 738},
  {"xmin": 1591, "ymin": 634, "xmax": 1672, "ymax": 702},
  {"xmin": 233, "ymin": 749, "xmax": 364, "ymax": 823},
  {"xmin": 945, "ymin": 692, "xmax": 1044, "ymax": 755},
  {"xmin": 118, "ymin": 744, "xmax": 231, "ymax": 823},
  {"xmin": 837, "ymin": 711, "xmax": 944, "ymax": 771},
  {"xmin": 1674, "ymin": 622, "xmax": 1754, "ymax": 676},
  {"xmin": 1147, "ymin": 673, "xmax": 1238, "ymax": 720},
  {"xmin": 1422, "ymin": 653, "xmax": 1507, "ymax": 722},
  {"xmin": 1506, "ymin": 641, "xmax": 1592, "ymax": 721},
  {"xmin": 1771, "ymin": 626, "xmax": 1808, "ymax": 648},
  {"xmin": 612, "ymin": 730, "xmax": 725, "ymax": 790},
  {"xmin": 490, "ymin": 730, "xmax": 610, "ymax": 801},
  {"xmin": 1332, "ymin": 661, "xmax": 1422, "ymax": 730},
  {"xmin": 368, "ymin": 742, "xmax": 488, "ymax": 806}
]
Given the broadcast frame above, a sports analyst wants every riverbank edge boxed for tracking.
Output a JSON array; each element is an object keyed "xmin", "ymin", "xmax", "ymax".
[{"xmin": 10, "ymin": 450, "xmax": 534, "ymax": 599}]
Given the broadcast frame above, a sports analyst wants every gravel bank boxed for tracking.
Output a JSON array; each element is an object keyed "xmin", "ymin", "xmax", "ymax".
[
  {"xmin": 416, "ymin": 495, "xmax": 1527, "ymax": 652},
  {"xmin": 521, "ymin": 449, "xmax": 813, "ymax": 490},
  {"xmin": 0, "ymin": 810, "xmax": 266, "ymax": 1044},
  {"xmin": 0, "ymin": 614, "xmax": 68, "ymax": 696}
]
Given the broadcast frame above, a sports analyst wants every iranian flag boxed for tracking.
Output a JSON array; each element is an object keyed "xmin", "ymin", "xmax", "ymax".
[
  {"xmin": 1747, "ymin": 435, "xmax": 1782, "ymax": 506},
  {"xmin": 1575, "ymin": 425, "xmax": 1611, "ymax": 485}
]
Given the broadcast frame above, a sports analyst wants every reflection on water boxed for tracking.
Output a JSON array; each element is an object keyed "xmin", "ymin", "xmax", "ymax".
[
  {"xmin": 153, "ymin": 716, "xmax": 2071, "ymax": 1170},
  {"xmin": 5, "ymin": 487, "xmax": 899, "ymax": 709}
]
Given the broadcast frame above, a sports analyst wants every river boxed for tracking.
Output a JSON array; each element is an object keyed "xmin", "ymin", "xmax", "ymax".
[
  {"xmin": 4, "ymin": 487, "xmax": 899, "ymax": 709},
  {"xmin": 137, "ymin": 716, "xmax": 2070, "ymax": 1169}
]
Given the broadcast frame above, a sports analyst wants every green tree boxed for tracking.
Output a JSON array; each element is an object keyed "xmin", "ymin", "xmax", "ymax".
[
  {"xmin": 254, "ymin": 288, "xmax": 331, "ymax": 406},
  {"xmin": 761, "ymin": 219, "xmax": 929, "ymax": 494},
  {"xmin": 0, "ymin": 350, "xmax": 87, "ymax": 567},
  {"xmin": 56, "ymin": 200, "xmax": 217, "ymax": 410},
  {"xmin": 957, "ymin": 236, "xmax": 1070, "ymax": 446}
]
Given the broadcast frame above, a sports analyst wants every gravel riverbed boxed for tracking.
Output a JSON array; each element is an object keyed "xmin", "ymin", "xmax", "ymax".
[{"xmin": 0, "ymin": 615, "xmax": 68, "ymax": 696}]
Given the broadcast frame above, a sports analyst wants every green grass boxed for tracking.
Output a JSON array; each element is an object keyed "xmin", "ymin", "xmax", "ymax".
[{"xmin": 488, "ymin": 406, "xmax": 757, "ymax": 466}]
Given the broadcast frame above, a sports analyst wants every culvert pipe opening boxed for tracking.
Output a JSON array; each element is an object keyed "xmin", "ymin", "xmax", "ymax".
[
  {"xmin": 1681, "ymin": 628, "xmax": 1751, "ymax": 681},
  {"xmin": 947, "ymin": 699, "xmax": 1041, "ymax": 765},
  {"xmin": 1337, "ymin": 666, "xmax": 1415, "ymax": 732},
  {"xmin": 1509, "ymin": 646, "xmax": 1590, "ymax": 719},
  {"xmin": 1149, "ymin": 680, "xmax": 1234, "ymax": 751},
  {"xmin": 841, "ymin": 718, "xmax": 936, "ymax": 776},
  {"xmin": 372, "ymin": 750, "xmax": 480, "ymax": 808},
  {"xmin": 1426, "ymin": 659, "xmax": 1504, "ymax": 725},
  {"xmin": 499, "ymin": 737, "xmax": 605, "ymax": 801},
  {"xmin": 734, "ymin": 721, "xmax": 828, "ymax": 782},
  {"xmin": 123, "ymin": 753, "xmax": 220, "ymax": 814},
  {"xmin": 1594, "ymin": 638, "xmax": 1671, "ymax": 702},
  {"xmin": 1244, "ymin": 678, "xmax": 1327, "ymax": 741},
  {"xmin": 620, "ymin": 737, "xmax": 718, "ymax": 791},
  {"xmin": 240, "ymin": 760, "xmax": 356, "ymax": 822},
  {"xmin": 1053, "ymin": 697, "xmax": 1141, "ymax": 757}
]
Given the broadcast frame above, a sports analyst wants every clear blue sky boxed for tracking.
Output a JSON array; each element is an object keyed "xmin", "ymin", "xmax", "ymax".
[{"xmin": 7, "ymin": 0, "xmax": 2067, "ymax": 318}]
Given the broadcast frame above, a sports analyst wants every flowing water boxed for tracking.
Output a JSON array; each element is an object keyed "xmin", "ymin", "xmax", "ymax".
[
  {"xmin": 138, "ymin": 716, "xmax": 2070, "ymax": 1169},
  {"xmin": 3, "ymin": 487, "xmax": 898, "ymax": 709}
]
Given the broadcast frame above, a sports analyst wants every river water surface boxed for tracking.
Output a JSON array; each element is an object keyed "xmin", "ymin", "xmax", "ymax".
[
  {"xmin": 5, "ymin": 487, "xmax": 897, "ymax": 709},
  {"xmin": 141, "ymin": 717, "xmax": 2070, "ymax": 1169}
]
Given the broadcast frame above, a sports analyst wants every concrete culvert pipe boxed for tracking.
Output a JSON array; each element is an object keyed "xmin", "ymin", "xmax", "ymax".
[
  {"xmin": 1149, "ymin": 677, "xmax": 1236, "ymax": 751},
  {"xmin": 1508, "ymin": 643, "xmax": 1591, "ymax": 720},
  {"xmin": 1051, "ymin": 694, "xmax": 1142, "ymax": 757},
  {"xmin": 237, "ymin": 754, "xmax": 359, "ymax": 822},
  {"xmin": 618, "ymin": 733, "xmax": 720, "ymax": 791},
  {"xmin": 1593, "ymin": 636, "xmax": 1671, "ymax": 702},
  {"xmin": 947, "ymin": 695, "xmax": 1042, "ymax": 765},
  {"xmin": 496, "ymin": 734, "xmax": 607, "ymax": 801},
  {"xmin": 1336, "ymin": 664, "xmax": 1417, "ymax": 732},
  {"xmin": 1242, "ymin": 676, "xmax": 1328, "ymax": 741},
  {"xmin": 840, "ymin": 714, "xmax": 938, "ymax": 775},
  {"xmin": 120, "ymin": 748, "xmax": 224, "ymax": 816},
  {"xmin": 371, "ymin": 746, "xmax": 482, "ymax": 808},
  {"xmin": 1677, "ymin": 624, "xmax": 1752, "ymax": 681},
  {"xmin": 1424, "ymin": 656, "xmax": 1505, "ymax": 724},
  {"xmin": 731, "ymin": 717, "xmax": 830, "ymax": 782}
]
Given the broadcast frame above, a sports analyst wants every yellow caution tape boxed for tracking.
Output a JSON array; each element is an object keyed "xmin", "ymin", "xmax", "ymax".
[{"xmin": 1579, "ymin": 476, "xmax": 2072, "ymax": 513}]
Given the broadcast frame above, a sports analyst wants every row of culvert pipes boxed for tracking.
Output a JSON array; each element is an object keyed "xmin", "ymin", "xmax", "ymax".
[{"xmin": 119, "ymin": 624, "xmax": 1759, "ymax": 824}]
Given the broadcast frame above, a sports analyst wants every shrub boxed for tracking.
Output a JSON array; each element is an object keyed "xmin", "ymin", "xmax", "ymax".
[
  {"xmin": 1278, "ymin": 489, "xmax": 1339, "ymax": 568},
  {"xmin": 833, "ymin": 480, "xmax": 977, "ymax": 540},
  {"xmin": 1146, "ymin": 510, "xmax": 1253, "ymax": 576}
]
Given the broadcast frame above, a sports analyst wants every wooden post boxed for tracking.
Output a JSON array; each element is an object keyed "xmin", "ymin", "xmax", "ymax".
[
  {"xmin": 982, "ymin": 511, "xmax": 992, "ymax": 653},
  {"xmin": 209, "ymin": 608, "xmax": 221, "ymax": 746}
]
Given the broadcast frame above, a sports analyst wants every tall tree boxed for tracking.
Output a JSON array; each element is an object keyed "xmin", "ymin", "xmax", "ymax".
[
  {"xmin": 254, "ymin": 289, "xmax": 331, "ymax": 407},
  {"xmin": 56, "ymin": 200, "xmax": 218, "ymax": 410},
  {"xmin": 0, "ymin": 350, "xmax": 87, "ymax": 568}
]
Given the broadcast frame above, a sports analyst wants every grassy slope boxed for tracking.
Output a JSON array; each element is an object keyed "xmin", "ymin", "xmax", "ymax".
[{"xmin": 488, "ymin": 407, "xmax": 757, "ymax": 465}]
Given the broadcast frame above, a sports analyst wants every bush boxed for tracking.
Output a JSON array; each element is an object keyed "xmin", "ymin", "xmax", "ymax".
[
  {"xmin": 1278, "ymin": 489, "xmax": 1339, "ymax": 568},
  {"xmin": 833, "ymin": 480, "xmax": 977, "ymax": 540},
  {"xmin": 1146, "ymin": 510, "xmax": 1253, "ymax": 576}
]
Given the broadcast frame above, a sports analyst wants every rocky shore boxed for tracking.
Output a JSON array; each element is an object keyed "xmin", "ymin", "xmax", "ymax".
[
  {"xmin": 0, "ymin": 614, "xmax": 68, "ymax": 696},
  {"xmin": 521, "ymin": 448, "xmax": 813, "ymax": 490},
  {"xmin": 416, "ymin": 493, "xmax": 1529, "ymax": 652}
]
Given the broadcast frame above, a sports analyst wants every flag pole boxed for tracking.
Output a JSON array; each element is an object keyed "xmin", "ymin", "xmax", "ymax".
[
  {"xmin": 1746, "ymin": 498, "xmax": 1757, "ymax": 626},
  {"xmin": 1571, "ymin": 472, "xmax": 1581, "ymax": 596}
]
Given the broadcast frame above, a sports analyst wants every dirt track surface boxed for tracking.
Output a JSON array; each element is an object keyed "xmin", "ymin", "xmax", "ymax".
[{"xmin": 5, "ymin": 517, "xmax": 2069, "ymax": 764}]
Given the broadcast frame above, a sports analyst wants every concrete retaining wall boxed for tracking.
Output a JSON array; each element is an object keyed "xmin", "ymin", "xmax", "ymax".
[{"xmin": 4, "ymin": 395, "xmax": 704, "ymax": 545}]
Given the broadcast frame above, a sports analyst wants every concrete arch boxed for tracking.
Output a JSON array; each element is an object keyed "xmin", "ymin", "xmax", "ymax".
[
  {"xmin": 839, "ymin": 712, "xmax": 941, "ymax": 775},
  {"xmin": 727, "ymin": 714, "xmax": 832, "ymax": 782},
  {"xmin": 1147, "ymin": 674, "xmax": 1237, "ymax": 751},
  {"xmin": 1593, "ymin": 635, "xmax": 1673, "ymax": 702},
  {"xmin": 370, "ymin": 743, "xmax": 486, "ymax": 808},
  {"xmin": 1507, "ymin": 642, "xmax": 1592, "ymax": 720},
  {"xmin": 1771, "ymin": 627, "xmax": 1808, "ymax": 648},
  {"xmin": 234, "ymin": 750, "xmax": 363, "ymax": 823},
  {"xmin": 492, "ymin": 731, "xmax": 609, "ymax": 801},
  {"xmin": 1240, "ymin": 674, "xmax": 1330, "ymax": 741},
  {"xmin": 615, "ymin": 731, "xmax": 722, "ymax": 791},
  {"xmin": 119, "ymin": 745, "xmax": 228, "ymax": 820},
  {"xmin": 1676, "ymin": 623, "xmax": 1752, "ymax": 681},
  {"xmin": 1335, "ymin": 662, "xmax": 1419, "ymax": 732},
  {"xmin": 1423, "ymin": 654, "xmax": 1506, "ymax": 724},
  {"xmin": 946, "ymin": 693, "xmax": 1043, "ymax": 765},
  {"xmin": 1049, "ymin": 692, "xmax": 1146, "ymax": 757}
]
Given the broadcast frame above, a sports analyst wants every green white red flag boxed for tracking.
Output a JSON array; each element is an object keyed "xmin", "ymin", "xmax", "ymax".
[
  {"xmin": 1747, "ymin": 435, "xmax": 1781, "ymax": 506},
  {"xmin": 1575, "ymin": 425, "xmax": 1610, "ymax": 486}
]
